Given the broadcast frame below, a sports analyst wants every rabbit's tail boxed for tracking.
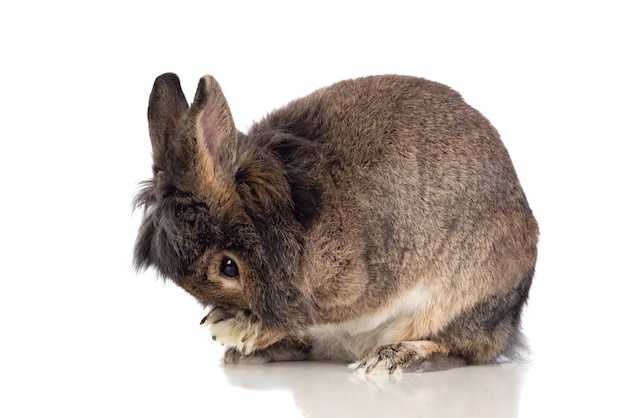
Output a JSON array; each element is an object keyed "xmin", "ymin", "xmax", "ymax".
[{"xmin": 498, "ymin": 326, "xmax": 532, "ymax": 364}]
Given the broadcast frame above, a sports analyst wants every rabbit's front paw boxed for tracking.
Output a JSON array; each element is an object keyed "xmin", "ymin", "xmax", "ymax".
[
  {"xmin": 201, "ymin": 308, "xmax": 284, "ymax": 355},
  {"xmin": 352, "ymin": 341, "xmax": 462, "ymax": 374},
  {"xmin": 223, "ymin": 346, "xmax": 271, "ymax": 365}
]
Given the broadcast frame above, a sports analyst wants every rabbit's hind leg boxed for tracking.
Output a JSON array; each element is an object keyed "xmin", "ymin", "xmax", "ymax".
[{"xmin": 433, "ymin": 270, "xmax": 534, "ymax": 365}]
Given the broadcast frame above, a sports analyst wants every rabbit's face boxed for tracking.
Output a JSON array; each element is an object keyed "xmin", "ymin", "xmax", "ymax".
[{"xmin": 134, "ymin": 172, "xmax": 260, "ymax": 310}]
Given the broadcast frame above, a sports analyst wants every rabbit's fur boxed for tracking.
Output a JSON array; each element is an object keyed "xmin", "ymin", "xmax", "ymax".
[{"xmin": 134, "ymin": 73, "xmax": 538, "ymax": 373}]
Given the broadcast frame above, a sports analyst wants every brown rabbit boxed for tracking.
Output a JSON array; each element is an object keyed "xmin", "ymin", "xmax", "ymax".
[{"xmin": 134, "ymin": 73, "xmax": 538, "ymax": 373}]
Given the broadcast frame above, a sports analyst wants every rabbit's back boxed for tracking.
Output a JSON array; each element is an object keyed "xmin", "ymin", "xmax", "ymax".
[{"xmin": 254, "ymin": 75, "xmax": 528, "ymax": 223}]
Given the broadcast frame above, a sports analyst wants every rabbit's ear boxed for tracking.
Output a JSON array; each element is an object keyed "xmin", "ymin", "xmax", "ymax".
[
  {"xmin": 189, "ymin": 75, "xmax": 236, "ymax": 165},
  {"xmin": 147, "ymin": 73, "xmax": 189, "ymax": 168}
]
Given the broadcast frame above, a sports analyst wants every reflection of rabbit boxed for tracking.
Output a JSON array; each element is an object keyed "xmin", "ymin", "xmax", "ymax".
[
  {"xmin": 223, "ymin": 362, "xmax": 529, "ymax": 417},
  {"xmin": 134, "ymin": 73, "xmax": 538, "ymax": 373}
]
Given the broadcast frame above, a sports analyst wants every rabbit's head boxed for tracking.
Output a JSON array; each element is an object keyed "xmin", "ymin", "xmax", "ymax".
[{"xmin": 134, "ymin": 74, "xmax": 313, "ymax": 329}]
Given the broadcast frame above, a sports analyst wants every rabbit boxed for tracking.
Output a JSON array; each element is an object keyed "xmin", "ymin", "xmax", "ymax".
[{"xmin": 134, "ymin": 73, "xmax": 538, "ymax": 374}]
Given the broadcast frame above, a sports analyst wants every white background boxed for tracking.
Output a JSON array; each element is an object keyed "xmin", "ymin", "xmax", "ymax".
[{"xmin": 1, "ymin": 1, "xmax": 624, "ymax": 417}]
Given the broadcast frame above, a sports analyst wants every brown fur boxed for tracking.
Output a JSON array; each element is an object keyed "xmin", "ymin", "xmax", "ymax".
[{"xmin": 134, "ymin": 73, "xmax": 539, "ymax": 373}]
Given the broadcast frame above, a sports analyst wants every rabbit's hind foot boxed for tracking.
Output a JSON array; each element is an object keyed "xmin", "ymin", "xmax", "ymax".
[{"xmin": 351, "ymin": 341, "xmax": 466, "ymax": 374}]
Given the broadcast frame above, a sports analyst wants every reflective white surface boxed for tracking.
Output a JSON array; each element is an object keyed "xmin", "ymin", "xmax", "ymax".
[{"xmin": 1, "ymin": 1, "xmax": 624, "ymax": 417}]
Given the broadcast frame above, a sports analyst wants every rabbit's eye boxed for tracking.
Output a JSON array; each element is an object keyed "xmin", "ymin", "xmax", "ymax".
[{"xmin": 220, "ymin": 257, "xmax": 239, "ymax": 278}]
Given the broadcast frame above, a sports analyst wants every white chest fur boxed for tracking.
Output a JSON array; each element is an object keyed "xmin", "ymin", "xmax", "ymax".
[{"xmin": 308, "ymin": 286, "xmax": 437, "ymax": 362}]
